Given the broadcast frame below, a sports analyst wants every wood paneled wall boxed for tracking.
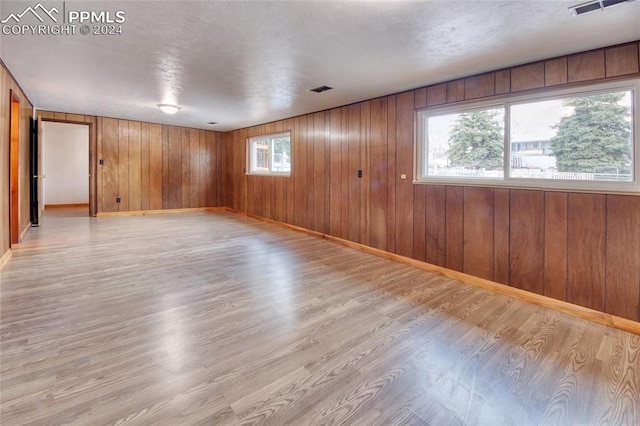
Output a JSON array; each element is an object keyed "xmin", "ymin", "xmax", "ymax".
[
  {"xmin": 1, "ymin": 60, "xmax": 34, "ymax": 257},
  {"xmin": 223, "ymin": 42, "xmax": 640, "ymax": 322},
  {"xmin": 97, "ymin": 118, "xmax": 223, "ymax": 212}
]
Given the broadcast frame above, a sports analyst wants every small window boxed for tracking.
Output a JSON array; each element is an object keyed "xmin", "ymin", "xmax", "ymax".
[
  {"xmin": 416, "ymin": 79, "xmax": 639, "ymax": 193},
  {"xmin": 247, "ymin": 132, "xmax": 291, "ymax": 176},
  {"xmin": 425, "ymin": 106, "xmax": 505, "ymax": 179}
]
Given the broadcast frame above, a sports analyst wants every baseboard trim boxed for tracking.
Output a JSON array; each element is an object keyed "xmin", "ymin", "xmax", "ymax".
[
  {"xmin": 19, "ymin": 222, "xmax": 31, "ymax": 242},
  {"xmin": 45, "ymin": 203, "xmax": 89, "ymax": 209},
  {"xmin": 225, "ymin": 208, "xmax": 640, "ymax": 336},
  {"xmin": 97, "ymin": 207, "xmax": 227, "ymax": 217},
  {"xmin": 0, "ymin": 249, "xmax": 12, "ymax": 270}
]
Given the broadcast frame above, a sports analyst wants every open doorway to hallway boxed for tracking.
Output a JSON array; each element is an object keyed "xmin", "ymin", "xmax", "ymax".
[{"xmin": 41, "ymin": 122, "xmax": 90, "ymax": 215}]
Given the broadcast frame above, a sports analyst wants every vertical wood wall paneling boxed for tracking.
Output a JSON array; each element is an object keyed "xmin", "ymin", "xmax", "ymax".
[
  {"xmin": 605, "ymin": 43, "xmax": 640, "ymax": 77},
  {"xmin": 199, "ymin": 130, "xmax": 208, "ymax": 208},
  {"xmin": 414, "ymin": 88, "xmax": 427, "ymax": 109},
  {"xmin": 426, "ymin": 83, "xmax": 447, "ymax": 106},
  {"xmin": 509, "ymin": 190, "xmax": 545, "ymax": 294},
  {"xmin": 360, "ymin": 103, "xmax": 371, "ymax": 246},
  {"xmin": 140, "ymin": 123, "xmax": 150, "ymax": 211},
  {"xmin": 284, "ymin": 119, "xmax": 296, "ymax": 224},
  {"xmin": 463, "ymin": 187, "xmax": 494, "ymax": 281},
  {"xmin": 117, "ymin": 120, "xmax": 130, "ymax": 211},
  {"xmin": 162, "ymin": 126, "xmax": 170, "ymax": 209},
  {"xmin": 149, "ymin": 124, "xmax": 163, "ymax": 210},
  {"xmin": 96, "ymin": 120, "xmax": 221, "ymax": 212},
  {"xmin": 493, "ymin": 188, "xmax": 510, "ymax": 284},
  {"xmin": 446, "ymin": 80, "xmax": 465, "ymax": 103},
  {"xmin": 394, "ymin": 91, "xmax": 415, "ymax": 257},
  {"xmin": 386, "ymin": 96, "xmax": 397, "ymax": 253},
  {"xmin": 510, "ymin": 62, "xmax": 545, "ymax": 92},
  {"xmin": 239, "ymin": 129, "xmax": 248, "ymax": 213},
  {"xmin": 100, "ymin": 118, "xmax": 119, "ymax": 212},
  {"xmin": 369, "ymin": 98, "xmax": 388, "ymax": 251},
  {"xmin": 495, "ymin": 70, "xmax": 511, "ymax": 95},
  {"xmin": 206, "ymin": 130, "xmax": 218, "ymax": 208},
  {"xmin": 223, "ymin": 132, "xmax": 232, "ymax": 209},
  {"xmin": 291, "ymin": 118, "xmax": 303, "ymax": 227},
  {"xmin": 181, "ymin": 129, "xmax": 191, "ymax": 208},
  {"xmin": 544, "ymin": 192, "xmax": 568, "ymax": 301},
  {"xmin": 425, "ymin": 185, "xmax": 446, "ymax": 267},
  {"xmin": 247, "ymin": 127, "xmax": 259, "ymax": 216},
  {"xmin": 300, "ymin": 117, "xmax": 312, "ymax": 228},
  {"xmin": 605, "ymin": 195, "xmax": 640, "ymax": 322},
  {"xmin": 313, "ymin": 112, "xmax": 327, "ymax": 233},
  {"xmin": 545, "ymin": 58, "xmax": 568, "ymax": 87},
  {"xmin": 413, "ymin": 185, "xmax": 427, "ymax": 262},
  {"xmin": 464, "ymin": 73, "xmax": 495, "ymax": 100},
  {"xmin": 567, "ymin": 193, "xmax": 606, "ymax": 312},
  {"xmin": 167, "ymin": 126, "xmax": 182, "ymax": 209},
  {"xmin": 189, "ymin": 129, "xmax": 200, "ymax": 208},
  {"xmin": 445, "ymin": 186, "xmax": 464, "ymax": 271},
  {"xmin": 128, "ymin": 121, "xmax": 142, "ymax": 212},
  {"xmin": 568, "ymin": 49, "xmax": 605, "ymax": 82},
  {"xmin": 303, "ymin": 118, "xmax": 313, "ymax": 230},
  {"xmin": 322, "ymin": 114, "xmax": 331, "ymax": 234},
  {"xmin": 329, "ymin": 109, "xmax": 343, "ymax": 238},
  {"xmin": 347, "ymin": 104, "xmax": 361, "ymax": 243},
  {"xmin": 265, "ymin": 124, "xmax": 275, "ymax": 219},
  {"xmin": 220, "ymin": 132, "xmax": 231, "ymax": 208},
  {"xmin": 340, "ymin": 107, "xmax": 351, "ymax": 239}
]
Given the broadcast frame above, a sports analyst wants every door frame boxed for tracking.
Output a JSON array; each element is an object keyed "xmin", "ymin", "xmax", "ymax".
[
  {"xmin": 9, "ymin": 91, "xmax": 20, "ymax": 245},
  {"xmin": 38, "ymin": 116, "xmax": 97, "ymax": 217}
]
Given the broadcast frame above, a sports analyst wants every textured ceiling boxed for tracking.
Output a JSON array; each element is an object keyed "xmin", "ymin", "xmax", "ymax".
[{"xmin": 1, "ymin": 0, "xmax": 639, "ymax": 131}]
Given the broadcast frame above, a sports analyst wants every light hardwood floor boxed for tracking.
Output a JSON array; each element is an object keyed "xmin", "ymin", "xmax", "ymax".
[{"xmin": 1, "ymin": 208, "xmax": 639, "ymax": 425}]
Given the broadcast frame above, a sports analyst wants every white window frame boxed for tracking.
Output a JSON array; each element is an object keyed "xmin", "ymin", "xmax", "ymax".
[
  {"xmin": 246, "ymin": 131, "xmax": 291, "ymax": 177},
  {"xmin": 415, "ymin": 79, "xmax": 640, "ymax": 194}
]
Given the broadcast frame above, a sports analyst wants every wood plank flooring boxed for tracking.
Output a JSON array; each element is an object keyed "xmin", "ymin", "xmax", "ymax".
[{"xmin": 1, "ymin": 208, "xmax": 639, "ymax": 425}]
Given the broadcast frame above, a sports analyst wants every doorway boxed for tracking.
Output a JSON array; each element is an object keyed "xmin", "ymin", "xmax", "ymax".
[
  {"xmin": 9, "ymin": 91, "xmax": 20, "ymax": 246},
  {"xmin": 41, "ymin": 122, "xmax": 90, "ymax": 214}
]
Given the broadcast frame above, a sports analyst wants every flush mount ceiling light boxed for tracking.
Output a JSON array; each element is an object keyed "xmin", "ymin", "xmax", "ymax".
[
  {"xmin": 310, "ymin": 85, "xmax": 333, "ymax": 93},
  {"xmin": 569, "ymin": 0, "xmax": 635, "ymax": 16},
  {"xmin": 207, "ymin": 121, "xmax": 218, "ymax": 125},
  {"xmin": 157, "ymin": 104, "xmax": 181, "ymax": 114}
]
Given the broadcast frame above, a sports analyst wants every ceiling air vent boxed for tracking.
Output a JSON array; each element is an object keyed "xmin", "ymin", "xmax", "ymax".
[
  {"xmin": 310, "ymin": 85, "xmax": 333, "ymax": 93},
  {"xmin": 569, "ymin": 0, "xmax": 635, "ymax": 15}
]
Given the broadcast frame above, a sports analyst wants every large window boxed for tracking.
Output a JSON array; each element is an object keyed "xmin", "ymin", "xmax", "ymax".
[
  {"xmin": 247, "ymin": 132, "xmax": 291, "ymax": 176},
  {"xmin": 416, "ymin": 80, "xmax": 639, "ymax": 192}
]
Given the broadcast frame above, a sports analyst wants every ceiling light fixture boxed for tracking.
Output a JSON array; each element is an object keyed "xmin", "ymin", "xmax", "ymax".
[
  {"xmin": 207, "ymin": 121, "xmax": 218, "ymax": 125},
  {"xmin": 157, "ymin": 103, "xmax": 181, "ymax": 114},
  {"xmin": 569, "ymin": 0, "xmax": 634, "ymax": 16}
]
